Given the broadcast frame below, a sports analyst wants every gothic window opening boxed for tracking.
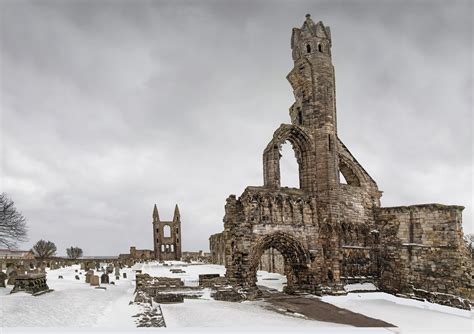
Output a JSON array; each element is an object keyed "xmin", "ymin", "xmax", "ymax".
[
  {"xmin": 339, "ymin": 160, "xmax": 361, "ymax": 186},
  {"xmin": 339, "ymin": 171, "xmax": 348, "ymax": 184},
  {"xmin": 318, "ymin": 43, "xmax": 322, "ymax": 52},
  {"xmin": 306, "ymin": 44, "xmax": 311, "ymax": 53},
  {"xmin": 280, "ymin": 141, "xmax": 300, "ymax": 189},
  {"xmin": 163, "ymin": 225, "xmax": 171, "ymax": 238}
]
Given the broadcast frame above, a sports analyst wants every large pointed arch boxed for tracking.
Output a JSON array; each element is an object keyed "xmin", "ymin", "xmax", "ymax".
[
  {"xmin": 248, "ymin": 231, "xmax": 313, "ymax": 292},
  {"xmin": 263, "ymin": 124, "xmax": 315, "ymax": 192}
]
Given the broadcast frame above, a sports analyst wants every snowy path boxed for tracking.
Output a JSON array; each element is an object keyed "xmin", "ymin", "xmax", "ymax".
[{"xmin": 322, "ymin": 293, "xmax": 473, "ymax": 333}]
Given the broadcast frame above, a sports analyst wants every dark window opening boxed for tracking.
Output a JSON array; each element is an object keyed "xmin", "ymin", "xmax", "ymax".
[
  {"xmin": 306, "ymin": 44, "xmax": 311, "ymax": 53},
  {"xmin": 297, "ymin": 108, "xmax": 303, "ymax": 125},
  {"xmin": 318, "ymin": 44, "xmax": 322, "ymax": 52}
]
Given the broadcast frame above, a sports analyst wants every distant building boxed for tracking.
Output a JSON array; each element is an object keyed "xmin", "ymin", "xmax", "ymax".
[
  {"xmin": 152, "ymin": 204, "xmax": 182, "ymax": 261},
  {"xmin": 120, "ymin": 203, "xmax": 183, "ymax": 261},
  {"xmin": 0, "ymin": 249, "xmax": 35, "ymax": 260}
]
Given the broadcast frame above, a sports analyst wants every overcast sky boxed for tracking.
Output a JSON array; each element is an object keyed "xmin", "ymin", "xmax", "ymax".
[{"xmin": 0, "ymin": 0, "xmax": 472, "ymax": 256}]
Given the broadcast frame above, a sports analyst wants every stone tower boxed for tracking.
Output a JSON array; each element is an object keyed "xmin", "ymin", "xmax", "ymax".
[{"xmin": 152, "ymin": 204, "xmax": 182, "ymax": 261}]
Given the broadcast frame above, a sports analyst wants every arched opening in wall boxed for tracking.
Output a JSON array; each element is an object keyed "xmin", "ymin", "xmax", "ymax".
[
  {"xmin": 339, "ymin": 160, "xmax": 361, "ymax": 186},
  {"xmin": 280, "ymin": 141, "xmax": 300, "ymax": 188},
  {"xmin": 339, "ymin": 171, "xmax": 348, "ymax": 184},
  {"xmin": 249, "ymin": 232, "xmax": 312, "ymax": 294},
  {"xmin": 306, "ymin": 44, "xmax": 311, "ymax": 53},
  {"xmin": 163, "ymin": 225, "xmax": 171, "ymax": 238},
  {"xmin": 256, "ymin": 247, "xmax": 287, "ymax": 291},
  {"xmin": 318, "ymin": 43, "xmax": 322, "ymax": 52}
]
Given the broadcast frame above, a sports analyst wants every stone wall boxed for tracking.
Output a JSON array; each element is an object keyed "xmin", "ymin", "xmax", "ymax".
[
  {"xmin": 209, "ymin": 232, "xmax": 226, "ymax": 265},
  {"xmin": 377, "ymin": 204, "xmax": 472, "ymax": 306}
]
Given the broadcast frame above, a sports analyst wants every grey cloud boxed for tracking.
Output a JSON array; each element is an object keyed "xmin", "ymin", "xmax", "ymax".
[{"xmin": 1, "ymin": 0, "xmax": 471, "ymax": 255}]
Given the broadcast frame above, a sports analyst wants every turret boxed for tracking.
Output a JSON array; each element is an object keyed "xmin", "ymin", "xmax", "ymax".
[
  {"xmin": 173, "ymin": 204, "xmax": 180, "ymax": 222},
  {"xmin": 152, "ymin": 204, "xmax": 160, "ymax": 222},
  {"xmin": 287, "ymin": 14, "xmax": 336, "ymax": 133}
]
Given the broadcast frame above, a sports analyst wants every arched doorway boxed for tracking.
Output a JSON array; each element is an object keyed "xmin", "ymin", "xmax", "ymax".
[{"xmin": 248, "ymin": 232, "xmax": 314, "ymax": 294}]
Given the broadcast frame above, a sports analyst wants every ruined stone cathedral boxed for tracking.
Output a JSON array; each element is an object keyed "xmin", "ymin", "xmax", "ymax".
[
  {"xmin": 210, "ymin": 15, "xmax": 472, "ymax": 308},
  {"xmin": 153, "ymin": 204, "xmax": 182, "ymax": 261}
]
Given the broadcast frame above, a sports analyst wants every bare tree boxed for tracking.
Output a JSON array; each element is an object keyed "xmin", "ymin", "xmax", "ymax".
[
  {"xmin": 0, "ymin": 193, "xmax": 28, "ymax": 249},
  {"xmin": 66, "ymin": 246, "xmax": 83, "ymax": 259},
  {"xmin": 32, "ymin": 239, "xmax": 57, "ymax": 260}
]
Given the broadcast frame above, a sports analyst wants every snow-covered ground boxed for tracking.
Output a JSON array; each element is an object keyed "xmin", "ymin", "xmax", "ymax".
[
  {"xmin": 1, "ymin": 261, "xmax": 472, "ymax": 333},
  {"xmin": 0, "ymin": 264, "xmax": 140, "ymax": 328}
]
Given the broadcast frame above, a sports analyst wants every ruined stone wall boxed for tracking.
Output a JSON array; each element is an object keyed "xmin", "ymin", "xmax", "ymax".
[
  {"xmin": 218, "ymin": 14, "xmax": 472, "ymax": 308},
  {"xmin": 130, "ymin": 247, "xmax": 154, "ymax": 260},
  {"xmin": 223, "ymin": 187, "xmax": 328, "ymax": 293},
  {"xmin": 209, "ymin": 232, "xmax": 226, "ymax": 265},
  {"xmin": 377, "ymin": 205, "xmax": 472, "ymax": 305}
]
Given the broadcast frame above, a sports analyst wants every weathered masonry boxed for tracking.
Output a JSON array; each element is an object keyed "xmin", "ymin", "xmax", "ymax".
[
  {"xmin": 210, "ymin": 15, "xmax": 472, "ymax": 309},
  {"xmin": 153, "ymin": 204, "xmax": 182, "ymax": 261}
]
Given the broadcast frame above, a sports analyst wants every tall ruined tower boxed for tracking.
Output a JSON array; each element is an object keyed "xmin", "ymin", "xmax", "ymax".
[
  {"xmin": 152, "ymin": 204, "xmax": 182, "ymax": 261},
  {"xmin": 286, "ymin": 14, "xmax": 339, "ymax": 202}
]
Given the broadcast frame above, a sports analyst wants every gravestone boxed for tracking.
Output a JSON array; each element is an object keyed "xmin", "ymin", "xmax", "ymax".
[
  {"xmin": 90, "ymin": 275, "xmax": 100, "ymax": 286},
  {"xmin": 7, "ymin": 270, "xmax": 17, "ymax": 285},
  {"xmin": 100, "ymin": 273, "xmax": 109, "ymax": 284},
  {"xmin": 115, "ymin": 275, "xmax": 120, "ymax": 280},
  {"xmin": 85, "ymin": 270, "xmax": 94, "ymax": 283},
  {"xmin": 0, "ymin": 271, "xmax": 7, "ymax": 287},
  {"xmin": 75, "ymin": 275, "xmax": 80, "ymax": 280},
  {"xmin": 123, "ymin": 273, "xmax": 127, "ymax": 279},
  {"xmin": 114, "ymin": 266, "xmax": 120, "ymax": 276}
]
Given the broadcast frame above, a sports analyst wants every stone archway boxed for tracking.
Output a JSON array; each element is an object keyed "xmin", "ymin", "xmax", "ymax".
[{"xmin": 248, "ymin": 232, "xmax": 314, "ymax": 294}]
